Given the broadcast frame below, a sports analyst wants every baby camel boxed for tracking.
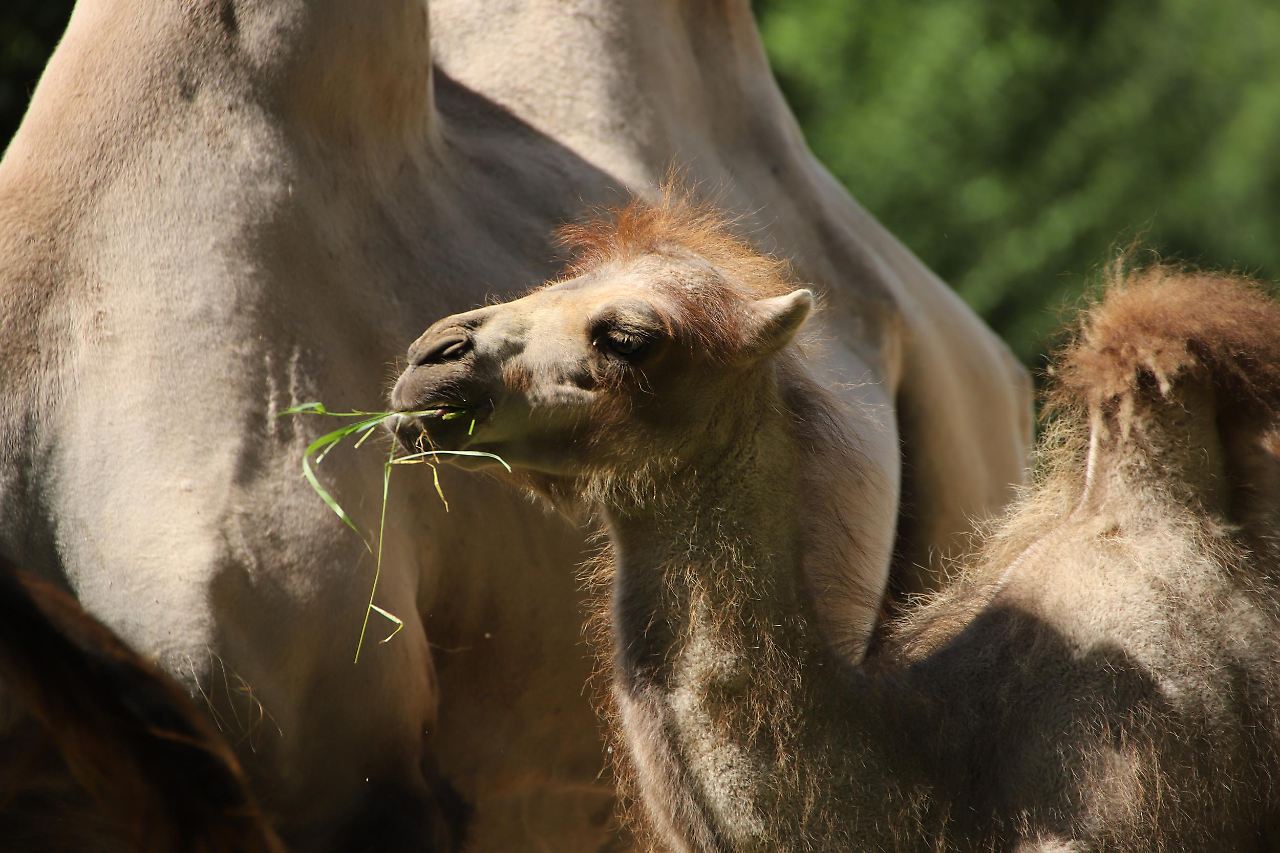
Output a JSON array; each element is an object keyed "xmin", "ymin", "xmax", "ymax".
[{"xmin": 390, "ymin": 198, "xmax": 1280, "ymax": 851}]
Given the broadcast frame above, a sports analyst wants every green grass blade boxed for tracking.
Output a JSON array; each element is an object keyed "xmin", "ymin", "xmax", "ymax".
[
  {"xmin": 281, "ymin": 403, "xmax": 505, "ymax": 662},
  {"xmin": 298, "ymin": 422, "xmax": 381, "ymax": 549},
  {"xmin": 301, "ymin": 454, "xmax": 368, "ymax": 549},
  {"xmin": 352, "ymin": 418, "xmax": 384, "ymax": 449},
  {"xmin": 391, "ymin": 449, "xmax": 512, "ymax": 472},
  {"xmin": 281, "ymin": 402, "xmax": 389, "ymax": 419},
  {"xmin": 354, "ymin": 443, "xmax": 396, "ymax": 664},
  {"xmin": 280, "ymin": 401, "xmax": 327, "ymax": 416},
  {"xmin": 370, "ymin": 605, "xmax": 405, "ymax": 644},
  {"xmin": 430, "ymin": 463, "xmax": 449, "ymax": 513},
  {"xmin": 313, "ymin": 420, "xmax": 380, "ymax": 466}
]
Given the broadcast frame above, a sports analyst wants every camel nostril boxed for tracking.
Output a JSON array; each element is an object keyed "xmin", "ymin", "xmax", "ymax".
[{"xmin": 410, "ymin": 332, "xmax": 471, "ymax": 367}]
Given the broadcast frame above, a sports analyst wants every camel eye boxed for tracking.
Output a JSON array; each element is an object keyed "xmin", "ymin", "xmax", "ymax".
[{"xmin": 594, "ymin": 328, "xmax": 652, "ymax": 360}]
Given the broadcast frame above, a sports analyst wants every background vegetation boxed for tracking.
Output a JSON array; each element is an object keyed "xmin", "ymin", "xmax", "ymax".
[
  {"xmin": 0, "ymin": 2, "xmax": 64, "ymax": 150},
  {"xmin": 755, "ymin": 0, "xmax": 1280, "ymax": 364},
  {"xmin": 5, "ymin": 2, "xmax": 1279, "ymax": 365}
]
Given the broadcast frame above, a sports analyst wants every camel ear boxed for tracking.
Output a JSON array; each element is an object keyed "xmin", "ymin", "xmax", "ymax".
[{"xmin": 746, "ymin": 289, "xmax": 814, "ymax": 357}]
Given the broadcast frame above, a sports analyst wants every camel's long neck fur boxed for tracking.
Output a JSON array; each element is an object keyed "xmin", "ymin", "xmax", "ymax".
[{"xmin": 597, "ymin": 362, "xmax": 919, "ymax": 850}]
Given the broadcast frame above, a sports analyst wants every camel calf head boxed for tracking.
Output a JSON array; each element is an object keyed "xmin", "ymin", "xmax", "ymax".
[{"xmin": 390, "ymin": 194, "xmax": 813, "ymax": 500}]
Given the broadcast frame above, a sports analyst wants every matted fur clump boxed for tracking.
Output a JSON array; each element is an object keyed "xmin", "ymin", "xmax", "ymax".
[{"xmin": 1053, "ymin": 263, "xmax": 1280, "ymax": 420}]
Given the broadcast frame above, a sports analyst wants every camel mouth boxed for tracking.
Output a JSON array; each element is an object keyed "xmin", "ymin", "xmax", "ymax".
[
  {"xmin": 417, "ymin": 403, "xmax": 470, "ymax": 420},
  {"xmin": 391, "ymin": 399, "xmax": 495, "ymax": 455}
]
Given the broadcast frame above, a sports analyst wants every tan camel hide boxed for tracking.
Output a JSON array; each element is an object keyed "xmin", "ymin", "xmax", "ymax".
[{"xmin": 0, "ymin": 0, "xmax": 1030, "ymax": 848}]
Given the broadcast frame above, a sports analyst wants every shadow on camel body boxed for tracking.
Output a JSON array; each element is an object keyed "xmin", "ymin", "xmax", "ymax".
[
  {"xmin": 392, "ymin": 194, "xmax": 1280, "ymax": 851},
  {"xmin": 0, "ymin": 554, "xmax": 284, "ymax": 853}
]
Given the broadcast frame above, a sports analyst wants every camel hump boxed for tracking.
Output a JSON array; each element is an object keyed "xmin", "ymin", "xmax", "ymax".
[
  {"xmin": 0, "ymin": 554, "xmax": 284, "ymax": 852},
  {"xmin": 1053, "ymin": 264, "xmax": 1280, "ymax": 420},
  {"xmin": 1050, "ymin": 264, "xmax": 1280, "ymax": 525}
]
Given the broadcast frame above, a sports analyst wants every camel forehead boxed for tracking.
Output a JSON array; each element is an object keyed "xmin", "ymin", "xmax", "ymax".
[
  {"xmin": 505, "ymin": 264, "xmax": 687, "ymax": 330},
  {"xmin": 550, "ymin": 255, "xmax": 696, "ymax": 298}
]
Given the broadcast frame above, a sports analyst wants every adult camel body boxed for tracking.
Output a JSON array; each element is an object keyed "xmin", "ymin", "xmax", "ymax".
[
  {"xmin": 0, "ymin": 1, "xmax": 1029, "ymax": 848},
  {"xmin": 392, "ymin": 198, "xmax": 1280, "ymax": 851}
]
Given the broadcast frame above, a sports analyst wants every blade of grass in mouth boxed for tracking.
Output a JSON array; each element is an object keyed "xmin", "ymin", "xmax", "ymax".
[{"xmin": 281, "ymin": 403, "xmax": 510, "ymax": 661}]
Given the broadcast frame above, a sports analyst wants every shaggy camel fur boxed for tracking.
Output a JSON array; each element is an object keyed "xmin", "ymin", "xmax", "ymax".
[
  {"xmin": 0, "ymin": 555, "xmax": 283, "ymax": 853},
  {"xmin": 393, "ymin": 199, "xmax": 1280, "ymax": 851},
  {"xmin": 0, "ymin": 2, "xmax": 1028, "ymax": 847}
]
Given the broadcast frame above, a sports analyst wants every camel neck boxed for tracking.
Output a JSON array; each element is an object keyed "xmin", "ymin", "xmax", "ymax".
[
  {"xmin": 603, "ymin": 417, "xmax": 825, "ymax": 686},
  {"xmin": 597, "ymin": 370, "xmax": 909, "ymax": 848}
]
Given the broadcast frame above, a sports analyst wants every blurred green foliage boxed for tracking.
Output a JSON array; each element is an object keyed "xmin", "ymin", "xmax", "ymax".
[
  {"xmin": 0, "ymin": 1, "xmax": 71, "ymax": 147},
  {"xmin": 4, "ymin": 3, "xmax": 1279, "ymax": 365},
  {"xmin": 755, "ymin": 0, "xmax": 1280, "ymax": 363}
]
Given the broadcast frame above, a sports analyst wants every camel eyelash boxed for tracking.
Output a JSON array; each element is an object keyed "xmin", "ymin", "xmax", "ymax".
[
  {"xmin": 590, "ymin": 315, "xmax": 661, "ymax": 359},
  {"xmin": 593, "ymin": 327, "xmax": 653, "ymax": 359}
]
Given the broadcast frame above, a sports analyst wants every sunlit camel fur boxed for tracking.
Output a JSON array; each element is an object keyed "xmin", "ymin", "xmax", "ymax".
[
  {"xmin": 392, "ymin": 201, "xmax": 1280, "ymax": 851},
  {"xmin": 0, "ymin": 2, "xmax": 1031, "ymax": 847}
]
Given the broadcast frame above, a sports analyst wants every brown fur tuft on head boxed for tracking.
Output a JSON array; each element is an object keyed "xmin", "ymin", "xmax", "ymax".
[
  {"xmin": 1052, "ymin": 262, "xmax": 1280, "ymax": 419},
  {"xmin": 555, "ymin": 182, "xmax": 804, "ymax": 364},
  {"xmin": 556, "ymin": 182, "xmax": 794, "ymax": 301}
]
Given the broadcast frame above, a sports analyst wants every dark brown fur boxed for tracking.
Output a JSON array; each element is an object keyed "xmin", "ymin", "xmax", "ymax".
[{"xmin": 0, "ymin": 554, "xmax": 284, "ymax": 853}]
